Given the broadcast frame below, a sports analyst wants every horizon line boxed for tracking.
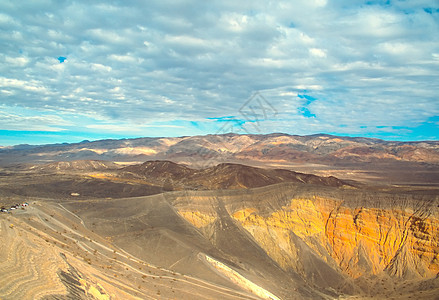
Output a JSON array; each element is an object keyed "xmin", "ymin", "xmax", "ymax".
[{"xmin": 1, "ymin": 131, "xmax": 438, "ymax": 148}]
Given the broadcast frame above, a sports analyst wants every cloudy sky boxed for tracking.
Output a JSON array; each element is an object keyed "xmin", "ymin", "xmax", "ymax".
[{"xmin": 1, "ymin": 0, "xmax": 438, "ymax": 145}]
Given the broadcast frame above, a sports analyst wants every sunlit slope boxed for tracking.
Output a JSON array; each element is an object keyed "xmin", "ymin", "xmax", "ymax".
[
  {"xmin": 170, "ymin": 184, "xmax": 439, "ymax": 298},
  {"xmin": 229, "ymin": 191, "xmax": 439, "ymax": 279}
]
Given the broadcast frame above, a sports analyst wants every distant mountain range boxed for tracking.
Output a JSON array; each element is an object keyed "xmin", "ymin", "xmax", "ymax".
[
  {"xmin": 1, "ymin": 133, "xmax": 438, "ymax": 185},
  {"xmin": 1, "ymin": 133, "xmax": 438, "ymax": 165}
]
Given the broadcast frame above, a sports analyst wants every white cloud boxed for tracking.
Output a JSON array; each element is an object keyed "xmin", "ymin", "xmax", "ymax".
[
  {"xmin": 309, "ymin": 48, "xmax": 327, "ymax": 58},
  {"xmin": 90, "ymin": 63, "xmax": 112, "ymax": 72},
  {"xmin": 0, "ymin": 77, "xmax": 48, "ymax": 93},
  {"xmin": 108, "ymin": 54, "xmax": 140, "ymax": 64},
  {"xmin": 0, "ymin": 0, "xmax": 437, "ymax": 141},
  {"xmin": 0, "ymin": 105, "xmax": 71, "ymax": 131},
  {"xmin": 4, "ymin": 55, "xmax": 29, "ymax": 66},
  {"xmin": 86, "ymin": 123, "xmax": 184, "ymax": 132}
]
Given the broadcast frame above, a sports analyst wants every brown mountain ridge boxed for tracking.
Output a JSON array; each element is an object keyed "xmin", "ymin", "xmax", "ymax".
[
  {"xmin": 1, "ymin": 133, "xmax": 438, "ymax": 186},
  {"xmin": 0, "ymin": 160, "xmax": 351, "ymax": 200},
  {"xmin": 120, "ymin": 160, "xmax": 350, "ymax": 190}
]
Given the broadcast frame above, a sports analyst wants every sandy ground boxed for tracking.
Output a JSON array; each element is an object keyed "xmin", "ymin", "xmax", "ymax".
[{"xmin": 0, "ymin": 202, "xmax": 268, "ymax": 300}]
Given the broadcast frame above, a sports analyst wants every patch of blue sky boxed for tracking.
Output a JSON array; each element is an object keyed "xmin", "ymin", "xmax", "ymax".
[
  {"xmin": 400, "ymin": 116, "xmax": 439, "ymax": 141},
  {"xmin": 423, "ymin": 7, "xmax": 439, "ymax": 14},
  {"xmin": 190, "ymin": 121, "xmax": 200, "ymax": 128},
  {"xmin": 297, "ymin": 94, "xmax": 317, "ymax": 106},
  {"xmin": 202, "ymin": 117, "xmax": 250, "ymax": 134},
  {"xmin": 207, "ymin": 116, "xmax": 248, "ymax": 125},
  {"xmin": 134, "ymin": 120, "xmax": 200, "ymax": 137},
  {"xmin": 57, "ymin": 56, "xmax": 67, "ymax": 63},
  {"xmin": 298, "ymin": 107, "xmax": 316, "ymax": 118},
  {"xmin": 326, "ymin": 117, "xmax": 438, "ymax": 141},
  {"xmin": 207, "ymin": 116, "xmax": 239, "ymax": 121},
  {"xmin": 297, "ymin": 93, "xmax": 317, "ymax": 118},
  {"xmin": 0, "ymin": 130, "xmax": 119, "ymax": 146},
  {"xmin": 364, "ymin": 0, "xmax": 391, "ymax": 7}
]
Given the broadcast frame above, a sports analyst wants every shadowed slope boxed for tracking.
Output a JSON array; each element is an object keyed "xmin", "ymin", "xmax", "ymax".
[
  {"xmin": 0, "ymin": 160, "xmax": 351, "ymax": 200},
  {"xmin": 119, "ymin": 161, "xmax": 350, "ymax": 190}
]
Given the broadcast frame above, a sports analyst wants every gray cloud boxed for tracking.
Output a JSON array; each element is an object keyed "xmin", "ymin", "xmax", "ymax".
[{"xmin": 0, "ymin": 0, "xmax": 438, "ymax": 143}]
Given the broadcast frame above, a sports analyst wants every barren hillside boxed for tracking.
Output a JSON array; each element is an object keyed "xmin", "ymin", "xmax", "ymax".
[{"xmin": 1, "ymin": 183, "xmax": 438, "ymax": 299}]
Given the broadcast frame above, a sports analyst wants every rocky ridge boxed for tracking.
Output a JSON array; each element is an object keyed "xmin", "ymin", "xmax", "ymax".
[
  {"xmin": 119, "ymin": 160, "xmax": 350, "ymax": 190},
  {"xmin": 1, "ymin": 133, "xmax": 438, "ymax": 166}
]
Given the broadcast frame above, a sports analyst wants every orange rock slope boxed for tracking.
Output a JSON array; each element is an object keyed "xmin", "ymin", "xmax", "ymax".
[
  {"xmin": 230, "ymin": 195, "xmax": 439, "ymax": 279},
  {"xmin": 174, "ymin": 185, "xmax": 439, "ymax": 284}
]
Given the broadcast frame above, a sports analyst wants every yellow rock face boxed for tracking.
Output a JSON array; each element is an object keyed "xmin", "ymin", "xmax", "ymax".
[
  {"xmin": 231, "ymin": 197, "xmax": 439, "ymax": 279},
  {"xmin": 179, "ymin": 210, "xmax": 217, "ymax": 228}
]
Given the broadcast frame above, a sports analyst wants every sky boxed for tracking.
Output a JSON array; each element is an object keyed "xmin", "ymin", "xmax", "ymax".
[{"xmin": 0, "ymin": 0, "xmax": 438, "ymax": 146}]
